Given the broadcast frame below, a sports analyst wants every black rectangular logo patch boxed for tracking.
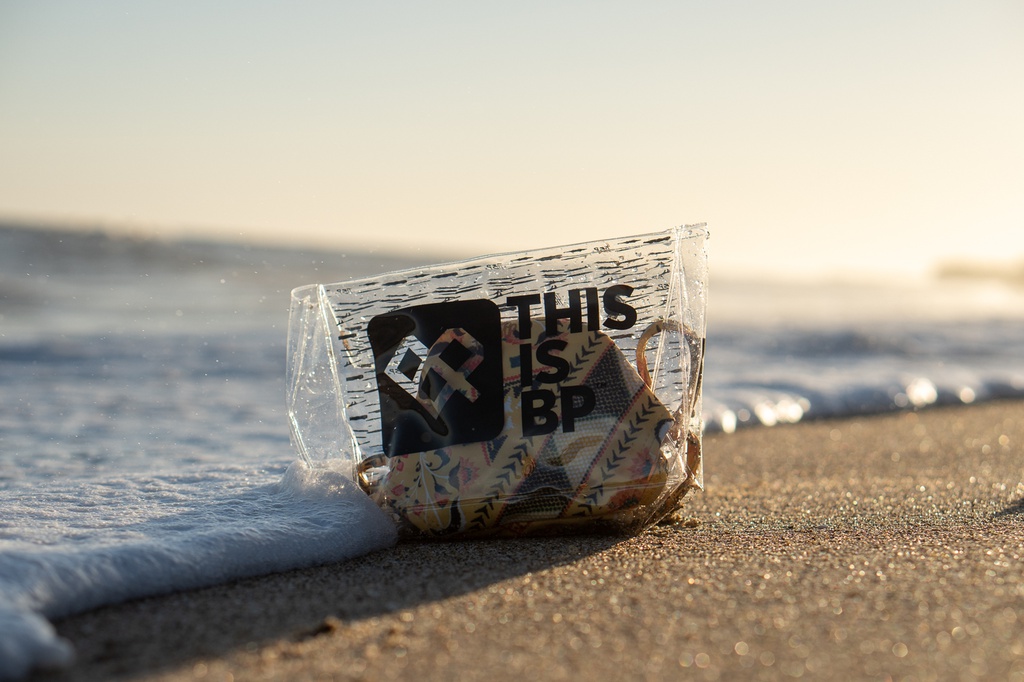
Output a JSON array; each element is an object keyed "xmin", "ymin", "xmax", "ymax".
[{"xmin": 368, "ymin": 300, "xmax": 504, "ymax": 457}]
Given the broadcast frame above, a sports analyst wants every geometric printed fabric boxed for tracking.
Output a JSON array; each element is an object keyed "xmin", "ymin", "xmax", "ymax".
[{"xmin": 371, "ymin": 317, "xmax": 676, "ymax": 537}]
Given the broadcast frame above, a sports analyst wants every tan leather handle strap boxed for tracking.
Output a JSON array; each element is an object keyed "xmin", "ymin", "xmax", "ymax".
[{"xmin": 636, "ymin": 319, "xmax": 682, "ymax": 389}]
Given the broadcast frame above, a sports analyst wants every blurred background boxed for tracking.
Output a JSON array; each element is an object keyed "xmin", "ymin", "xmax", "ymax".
[{"xmin": 1, "ymin": 0, "xmax": 1022, "ymax": 280}]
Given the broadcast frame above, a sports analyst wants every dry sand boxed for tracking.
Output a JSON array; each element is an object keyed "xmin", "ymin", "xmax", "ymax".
[{"xmin": 38, "ymin": 400, "xmax": 1024, "ymax": 682}]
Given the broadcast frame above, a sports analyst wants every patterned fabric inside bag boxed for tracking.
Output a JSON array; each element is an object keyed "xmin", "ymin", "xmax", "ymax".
[{"xmin": 359, "ymin": 312, "xmax": 699, "ymax": 537}]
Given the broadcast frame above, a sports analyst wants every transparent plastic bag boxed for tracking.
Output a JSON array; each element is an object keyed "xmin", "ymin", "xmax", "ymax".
[{"xmin": 287, "ymin": 224, "xmax": 708, "ymax": 538}]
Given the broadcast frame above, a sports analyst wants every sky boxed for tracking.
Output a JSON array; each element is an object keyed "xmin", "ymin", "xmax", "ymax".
[{"xmin": 1, "ymin": 1, "xmax": 1022, "ymax": 278}]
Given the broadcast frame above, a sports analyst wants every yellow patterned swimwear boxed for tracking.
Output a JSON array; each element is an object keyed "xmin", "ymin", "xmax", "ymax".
[{"xmin": 361, "ymin": 318, "xmax": 682, "ymax": 537}]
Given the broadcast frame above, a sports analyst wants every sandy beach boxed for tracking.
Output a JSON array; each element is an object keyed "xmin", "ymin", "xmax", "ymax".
[{"xmin": 38, "ymin": 400, "xmax": 1024, "ymax": 682}]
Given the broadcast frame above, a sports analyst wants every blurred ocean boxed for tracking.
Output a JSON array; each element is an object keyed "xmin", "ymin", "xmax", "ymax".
[{"xmin": 1, "ymin": 224, "xmax": 1022, "ymax": 678}]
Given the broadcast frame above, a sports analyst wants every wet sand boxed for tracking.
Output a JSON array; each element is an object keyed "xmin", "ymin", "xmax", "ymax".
[{"xmin": 40, "ymin": 400, "xmax": 1024, "ymax": 681}]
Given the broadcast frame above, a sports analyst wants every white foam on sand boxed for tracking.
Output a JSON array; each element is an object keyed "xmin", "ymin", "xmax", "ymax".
[{"xmin": 0, "ymin": 460, "xmax": 397, "ymax": 681}]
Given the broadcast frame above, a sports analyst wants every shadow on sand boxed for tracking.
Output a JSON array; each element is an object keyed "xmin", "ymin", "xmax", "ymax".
[
  {"xmin": 41, "ymin": 534, "xmax": 623, "ymax": 681},
  {"xmin": 995, "ymin": 496, "xmax": 1024, "ymax": 518}
]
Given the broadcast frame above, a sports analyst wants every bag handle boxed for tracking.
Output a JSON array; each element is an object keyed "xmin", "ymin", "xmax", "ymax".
[
  {"xmin": 635, "ymin": 318, "xmax": 682, "ymax": 389},
  {"xmin": 636, "ymin": 317, "xmax": 705, "ymax": 428}
]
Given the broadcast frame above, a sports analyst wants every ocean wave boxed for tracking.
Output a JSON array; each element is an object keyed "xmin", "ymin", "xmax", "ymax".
[{"xmin": 0, "ymin": 461, "xmax": 396, "ymax": 681}]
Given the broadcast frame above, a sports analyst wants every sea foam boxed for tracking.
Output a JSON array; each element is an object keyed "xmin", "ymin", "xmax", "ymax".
[{"xmin": 0, "ymin": 461, "xmax": 396, "ymax": 680}]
